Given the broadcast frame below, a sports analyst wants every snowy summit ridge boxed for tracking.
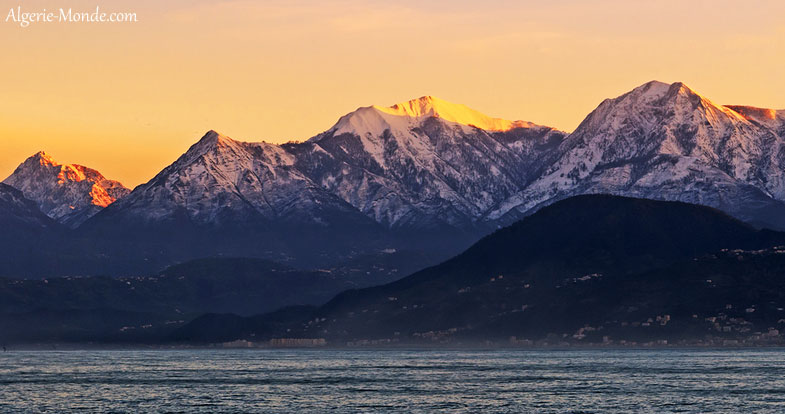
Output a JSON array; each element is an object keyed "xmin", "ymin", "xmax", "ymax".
[{"xmin": 320, "ymin": 96, "xmax": 535, "ymax": 140}]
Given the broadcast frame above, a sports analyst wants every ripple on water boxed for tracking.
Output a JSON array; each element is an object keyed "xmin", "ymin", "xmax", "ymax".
[{"xmin": 1, "ymin": 349, "xmax": 785, "ymax": 413}]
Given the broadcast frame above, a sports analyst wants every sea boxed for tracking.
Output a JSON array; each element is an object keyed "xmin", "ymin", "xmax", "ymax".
[{"xmin": 1, "ymin": 348, "xmax": 784, "ymax": 413}]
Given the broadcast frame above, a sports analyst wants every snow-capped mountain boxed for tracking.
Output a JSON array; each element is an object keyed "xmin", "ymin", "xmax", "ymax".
[
  {"xmin": 3, "ymin": 152, "xmax": 129, "ymax": 227},
  {"xmin": 95, "ymin": 130, "xmax": 376, "ymax": 229},
  {"xmin": 289, "ymin": 96, "xmax": 566, "ymax": 230},
  {"xmin": 488, "ymin": 81, "xmax": 785, "ymax": 229}
]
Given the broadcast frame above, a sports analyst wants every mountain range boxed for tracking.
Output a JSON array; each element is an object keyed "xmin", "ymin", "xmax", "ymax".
[{"xmin": 2, "ymin": 80, "xmax": 785, "ymax": 276}]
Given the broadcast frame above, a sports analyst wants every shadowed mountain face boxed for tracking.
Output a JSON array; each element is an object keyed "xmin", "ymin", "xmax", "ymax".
[
  {"xmin": 0, "ymin": 183, "xmax": 57, "ymax": 232},
  {"xmin": 0, "ymin": 184, "xmax": 67, "ymax": 276},
  {"xmin": 175, "ymin": 195, "xmax": 785, "ymax": 345}
]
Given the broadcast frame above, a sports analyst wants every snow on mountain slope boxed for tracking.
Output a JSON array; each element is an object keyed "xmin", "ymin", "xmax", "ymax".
[
  {"xmin": 98, "ymin": 130, "xmax": 374, "ymax": 228},
  {"xmin": 488, "ymin": 81, "xmax": 785, "ymax": 229},
  {"xmin": 296, "ymin": 96, "xmax": 566, "ymax": 229},
  {"xmin": 3, "ymin": 152, "xmax": 129, "ymax": 227},
  {"xmin": 320, "ymin": 96, "xmax": 535, "ymax": 140},
  {"xmin": 378, "ymin": 96, "xmax": 534, "ymax": 131}
]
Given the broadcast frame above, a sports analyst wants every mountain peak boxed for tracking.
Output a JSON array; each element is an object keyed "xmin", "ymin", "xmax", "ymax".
[
  {"xmin": 634, "ymin": 79, "xmax": 671, "ymax": 92},
  {"xmin": 29, "ymin": 151, "xmax": 58, "ymax": 167},
  {"xmin": 626, "ymin": 80, "xmax": 701, "ymax": 102},
  {"xmin": 197, "ymin": 129, "xmax": 232, "ymax": 144},
  {"xmin": 373, "ymin": 95, "xmax": 528, "ymax": 132},
  {"xmin": 185, "ymin": 130, "xmax": 244, "ymax": 161},
  {"xmin": 590, "ymin": 81, "xmax": 726, "ymax": 119},
  {"xmin": 3, "ymin": 152, "xmax": 130, "ymax": 227},
  {"xmin": 184, "ymin": 130, "xmax": 243, "ymax": 155},
  {"xmin": 322, "ymin": 96, "xmax": 534, "ymax": 140},
  {"xmin": 667, "ymin": 81, "xmax": 703, "ymax": 99},
  {"xmin": 573, "ymin": 80, "xmax": 759, "ymax": 143},
  {"xmin": 378, "ymin": 95, "xmax": 450, "ymax": 118},
  {"xmin": 635, "ymin": 82, "xmax": 749, "ymax": 120}
]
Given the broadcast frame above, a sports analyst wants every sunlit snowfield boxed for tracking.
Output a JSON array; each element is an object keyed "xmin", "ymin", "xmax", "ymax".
[{"xmin": 2, "ymin": 349, "xmax": 785, "ymax": 413}]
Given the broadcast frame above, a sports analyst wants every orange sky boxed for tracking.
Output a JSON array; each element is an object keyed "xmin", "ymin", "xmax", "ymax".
[{"xmin": 1, "ymin": 0, "xmax": 784, "ymax": 187}]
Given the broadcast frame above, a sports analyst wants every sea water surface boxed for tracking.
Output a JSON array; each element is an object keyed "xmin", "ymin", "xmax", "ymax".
[{"xmin": 1, "ymin": 348, "xmax": 785, "ymax": 413}]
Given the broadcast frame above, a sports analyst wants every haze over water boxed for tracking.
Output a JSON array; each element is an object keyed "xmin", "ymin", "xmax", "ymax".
[{"xmin": 2, "ymin": 349, "xmax": 785, "ymax": 413}]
